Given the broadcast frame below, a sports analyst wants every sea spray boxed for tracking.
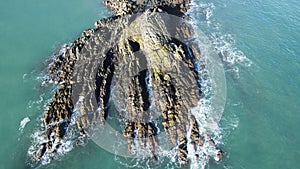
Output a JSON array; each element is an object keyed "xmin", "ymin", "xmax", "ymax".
[{"xmin": 19, "ymin": 117, "xmax": 30, "ymax": 132}]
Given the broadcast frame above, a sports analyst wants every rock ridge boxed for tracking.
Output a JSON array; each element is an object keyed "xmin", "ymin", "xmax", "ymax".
[{"xmin": 31, "ymin": 0, "xmax": 224, "ymax": 164}]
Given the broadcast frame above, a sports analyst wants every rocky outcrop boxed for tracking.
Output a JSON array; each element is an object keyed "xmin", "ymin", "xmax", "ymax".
[{"xmin": 32, "ymin": 0, "xmax": 223, "ymax": 164}]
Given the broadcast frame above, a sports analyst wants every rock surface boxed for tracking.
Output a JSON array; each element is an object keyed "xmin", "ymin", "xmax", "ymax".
[{"xmin": 32, "ymin": 0, "xmax": 223, "ymax": 164}]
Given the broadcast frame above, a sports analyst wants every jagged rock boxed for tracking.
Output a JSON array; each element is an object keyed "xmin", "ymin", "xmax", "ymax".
[{"xmin": 32, "ymin": 0, "xmax": 223, "ymax": 164}]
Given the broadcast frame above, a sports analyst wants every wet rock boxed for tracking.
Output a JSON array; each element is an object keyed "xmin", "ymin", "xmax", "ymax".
[
  {"xmin": 216, "ymin": 149, "xmax": 225, "ymax": 161},
  {"xmin": 32, "ymin": 0, "xmax": 223, "ymax": 164}
]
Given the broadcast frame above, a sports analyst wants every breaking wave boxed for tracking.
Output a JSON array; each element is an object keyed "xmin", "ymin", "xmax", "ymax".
[{"xmin": 189, "ymin": 1, "xmax": 252, "ymax": 74}]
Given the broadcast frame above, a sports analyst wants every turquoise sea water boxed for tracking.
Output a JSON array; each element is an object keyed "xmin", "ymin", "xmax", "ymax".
[{"xmin": 0, "ymin": 0, "xmax": 299, "ymax": 169}]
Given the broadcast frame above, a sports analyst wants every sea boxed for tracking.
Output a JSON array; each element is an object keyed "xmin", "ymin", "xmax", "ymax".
[{"xmin": 0, "ymin": 0, "xmax": 299, "ymax": 169}]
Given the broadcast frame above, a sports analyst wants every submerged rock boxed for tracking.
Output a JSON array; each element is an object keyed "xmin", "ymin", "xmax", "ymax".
[{"xmin": 31, "ymin": 0, "xmax": 223, "ymax": 164}]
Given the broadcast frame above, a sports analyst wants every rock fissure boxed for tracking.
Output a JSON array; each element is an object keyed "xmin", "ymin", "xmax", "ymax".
[{"xmin": 31, "ymin": 0, "xmax": 224, "ymax": 164}]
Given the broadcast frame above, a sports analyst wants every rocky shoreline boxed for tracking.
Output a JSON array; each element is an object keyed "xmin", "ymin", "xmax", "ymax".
[{"xmin": 32, "ymin": 0, "xmax": 224, "ymax": 164}]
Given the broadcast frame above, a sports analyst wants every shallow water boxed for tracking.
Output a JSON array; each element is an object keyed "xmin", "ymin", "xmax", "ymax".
[{"xmin": 0, "ymin": 0, "xmax": 299, "ymax": 169}]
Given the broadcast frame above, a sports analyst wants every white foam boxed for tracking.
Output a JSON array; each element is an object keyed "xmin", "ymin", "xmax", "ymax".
[
  {"xmin": 28, "ymin": 122, "xmax": 78, "ymax": 166},
  {"xmin": 27, "ymin": 1, "xmax": 246, "ymax": 167},
  {"xmin": 19, "ymin": 117, "xmax": 30, "ymax": 132},
  {"xmin": 210, "ymin": 33, "xmax": 253, "ymax": 67},
  {"xmin": 27, "ymin": 98, "xmax": 81, "ymax": 166},
  {"xmin": 189, "ymin": 1, "xmax": 252, "ymax": 71}
]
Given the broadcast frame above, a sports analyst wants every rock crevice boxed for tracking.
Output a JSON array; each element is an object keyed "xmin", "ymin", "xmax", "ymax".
[{"xmin": 31, "ymin": 0, "xmax": 224, "ymax": 164}]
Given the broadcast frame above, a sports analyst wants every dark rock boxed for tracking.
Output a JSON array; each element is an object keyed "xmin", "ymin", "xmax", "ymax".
[{"xmin": 32, "ymin": 0, "xmax": 223, "ymax": 164}]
